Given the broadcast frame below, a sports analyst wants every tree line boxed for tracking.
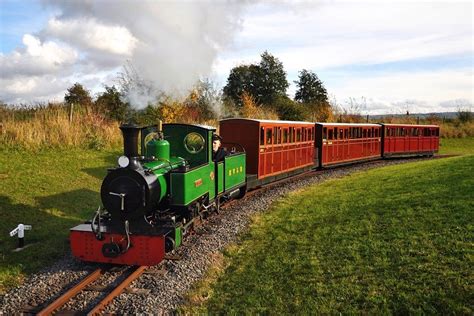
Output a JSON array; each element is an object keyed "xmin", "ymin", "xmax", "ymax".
[{"xmin": 60, "ymin": 51, "xmax": 334, "ymax": 124}]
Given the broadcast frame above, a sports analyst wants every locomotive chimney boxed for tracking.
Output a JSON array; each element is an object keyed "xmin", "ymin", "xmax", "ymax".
[{"xmin": 120, "ymin": 124, "xmax": 140, "ymax": 158}]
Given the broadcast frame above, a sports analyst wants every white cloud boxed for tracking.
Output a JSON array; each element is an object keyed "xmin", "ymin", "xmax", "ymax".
[
  {"xmin": 330, "ymin": 69, "xmax": 473, "ymax": 114},
  {"xmin": 45, "ymin": 18, "xmax": 137, "ymax": 56},
  {"xmin": 0, "ymin": 34, "xmax": 77, "ymax": 78},
  {"xmin": 1, "ymin": 0, "xmax": 472, "ymax": 113}
]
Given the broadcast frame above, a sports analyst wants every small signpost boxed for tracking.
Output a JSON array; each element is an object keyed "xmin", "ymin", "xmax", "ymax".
[{"xmin": 10, "ymin": 224, "xmax": 32, "ymax": 249}]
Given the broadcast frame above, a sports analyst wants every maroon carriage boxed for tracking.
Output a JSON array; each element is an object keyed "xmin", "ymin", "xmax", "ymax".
[
  {"xmin": 381, "ymin": 124, "xmax": 439, "ymax": 157},
  {"xmin": 315, "ymin": 123, "xmax": 382, "ymax": 167},
  {"xmin": 219, "ymin": 119, "xmax": 316, "ymax": 188}
]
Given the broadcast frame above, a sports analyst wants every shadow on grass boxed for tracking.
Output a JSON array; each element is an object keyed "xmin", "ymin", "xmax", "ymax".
[
  {"xmin": 81, "ymin": 151, "xmax": 118, "ymax": 180},
  {"xmin": 1, "ymin": 188, "xmax": 99, "ymax": 276}
]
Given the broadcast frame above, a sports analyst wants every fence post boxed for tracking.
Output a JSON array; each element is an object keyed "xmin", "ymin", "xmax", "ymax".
[{"xmin": 69, "ymin": 103, "xmax": 74, "ymax": 123}]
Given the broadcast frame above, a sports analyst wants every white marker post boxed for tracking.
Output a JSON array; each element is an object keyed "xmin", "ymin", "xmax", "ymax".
[{"xmin": 10, "ymin": 224, "xmax": 32, "ymax": 248}]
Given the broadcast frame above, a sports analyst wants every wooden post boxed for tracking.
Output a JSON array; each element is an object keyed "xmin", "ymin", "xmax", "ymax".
[
  {"xmin": 69, "ymin": 103, "xmax": 74, "ymax": 123},
  {"xmin": 366, "ymin": 114, "xmax": 369, "ymax": 122}
]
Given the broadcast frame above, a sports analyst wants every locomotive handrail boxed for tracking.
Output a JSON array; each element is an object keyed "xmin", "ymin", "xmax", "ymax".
[{"xmin": 222, "ymin": 142, "xmax": 246, "ymax": 154}]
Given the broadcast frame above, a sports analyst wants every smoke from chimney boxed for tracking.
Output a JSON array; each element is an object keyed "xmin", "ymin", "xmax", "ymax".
[{"xmin": 44, "ymin": 0, "xmax": 250, "ymax": 109}]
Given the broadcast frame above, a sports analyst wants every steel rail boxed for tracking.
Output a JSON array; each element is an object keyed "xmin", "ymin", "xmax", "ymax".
[
  {"xmin": 37, "ymin": 268, "xmax": 103, "ymax": 316},
  {"xmin": 87, "ymin": 265, "xmax": 148, "ymax": 316}
]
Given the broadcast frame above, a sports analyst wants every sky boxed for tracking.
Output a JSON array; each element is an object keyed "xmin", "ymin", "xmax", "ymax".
[{"xmin": 0, "ymin": 0, "xmax": 472, "ymax": 114}]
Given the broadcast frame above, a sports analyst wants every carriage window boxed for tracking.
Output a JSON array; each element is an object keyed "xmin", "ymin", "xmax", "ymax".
[
  {"xmin": 312, "ymin": 127, "xmax": 315, "ymax": 140},
  {"xmin": 375, "ymin": 129, "xmax": 379, "ymax": 137},
  {"xmin": 283, "ymin": 129, "xmax": 288, "ymax": 143},
  {"xmin": 266, "ymin": 128, "xmax": 272, "ymax": 145},
  {"xmin": 290, "ymin": 127, "xmax": 294, "ymax": 142},
  {"xmin": 260, "ymin": 127, "xmax": 265, "ymax": 145},
  {"xmin": 339, "ymin": 129, "xmax": 343, "ymax": 139},
  {"xmin": 323, "ymin": 127, "xmax": 327, "ymax": 140},
  {"xmin": 334, "ymin": 127, "xmax": 338, "ymax": 140},
  {"xmin": 344, "ymin": 128, "xmax": 348, "ymax": 139},
  {"xmin": 296, "ymin": 128, "xmax": 301, "ymax": 142},
  {"xmin": 278, "ymin": 127, "xmax": 282, "ymax": 144},
  {"xmin": 436, "ymin": 129, "xmax": 439, "ymax": 136},
  {"xmin": 273, "ymin": 127, "xmax": 278, "ymax": 144},
  {"xmin": 363, "ymin": 129, "xmax": 367, "ymax": 138},
  {"xmin": 368, "ymin": 129, "xmax": 372, "ymax": 138},
  {"xmin": 328, "ymin": 129, "xmax": 333, "ymax": 140}
]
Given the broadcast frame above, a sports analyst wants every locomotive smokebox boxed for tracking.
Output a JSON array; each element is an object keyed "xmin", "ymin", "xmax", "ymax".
[{"xmin": 120, "ymin": 124, "xmax": 140, "ymax": 157}]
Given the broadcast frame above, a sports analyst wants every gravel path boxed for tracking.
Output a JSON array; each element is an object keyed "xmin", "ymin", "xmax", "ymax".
[{"xmin": 0, "ymin": 158, "xmax": 429, "ymax": 314}]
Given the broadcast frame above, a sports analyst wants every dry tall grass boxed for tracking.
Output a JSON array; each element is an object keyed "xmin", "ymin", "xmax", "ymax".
[
  {"xmin": 0, "ymin": 104, "xmax": 121, "ymax": 151},
  {"xmin": 241, "ymin": 92, "xmax": 279, "ymax": 120},
  {"xmin": 373, "ymin": 115, "xmax": 474, "ymax": 138}
]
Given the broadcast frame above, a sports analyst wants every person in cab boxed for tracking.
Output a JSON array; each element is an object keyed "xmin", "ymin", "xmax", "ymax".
[{"xmin": 212, "ymin": 134, "xmax": 227, "ymax": 162}]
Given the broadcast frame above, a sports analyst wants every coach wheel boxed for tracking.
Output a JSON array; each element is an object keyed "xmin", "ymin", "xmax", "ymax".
[
  {"xmin": 165, "ymin": 236, "xmax": 175, "ymax": 253},
  {"xmin": 236, "ymin": 186, "xmax": 247, "ymax": 199}
]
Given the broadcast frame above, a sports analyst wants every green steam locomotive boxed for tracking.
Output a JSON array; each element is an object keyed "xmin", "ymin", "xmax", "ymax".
[{"xmin": 70, "ymin": 123, "xmax": 246, "ymax": 265}]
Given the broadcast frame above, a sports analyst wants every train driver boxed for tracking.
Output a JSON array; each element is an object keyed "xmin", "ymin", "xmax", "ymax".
[{"xmin": 212, "ymin": 134, "xmax": 227, "ymax": 162}]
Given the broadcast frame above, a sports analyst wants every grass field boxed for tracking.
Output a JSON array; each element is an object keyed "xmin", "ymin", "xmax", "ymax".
[
  {"xmin": 185, "ymin": 155, "xmax": 473, "ymax": 314},
  {"xmin": 439, "ymin": 137, "xmax": 474, "ymax": 155},
  {"xmin": 0, "ymin": 137, "xmax": 472, "ymax": 295},
  {"xmin": 0, "ymin": 148, "xmax": 120, "ymax": 292}
]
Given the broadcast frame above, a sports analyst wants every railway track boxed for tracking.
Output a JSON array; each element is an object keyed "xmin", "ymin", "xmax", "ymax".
[{"xmin": 30, "ymin": 265, "xmax": 148, "ymax": 315}]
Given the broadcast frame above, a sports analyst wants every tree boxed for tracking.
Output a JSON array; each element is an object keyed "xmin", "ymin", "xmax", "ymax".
[
  {"xmin": 273, "ymin": 96, "xmax": 305, "ymax": 121},
  {"xmin": 95, "ymin": 85, "xmax": 129, "ymax": 121},
  {"xmin": 294, "ymin": 70, "xmax": 330, "ymax": 121},
  {"xmin": 223, "ymin": 51, "xmax": 289, "ymax": 107},
  {"xmin": 256, "ymin": 51, "xmax": 289, "ymax": 105},
  {"xmin": 223, "ymin": 64, "xmax": 259, "ymax": 107},
  {"xmin": 64, "ymin": 83, "xmax": 93, "ymax": 113}
]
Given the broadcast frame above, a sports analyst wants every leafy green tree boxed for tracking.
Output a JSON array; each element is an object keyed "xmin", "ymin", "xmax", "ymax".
[
  {"xmin": 223, "ymin": 51, "xmax": 289, "ymax": 107},
  {"xmin": 273, "ymin": 96, "xmax": 306, "ymax": 121},
  {"xmin": 64, "ymin": 83, "xmax": 93, "ymax": 112},
  {"xmin": 256, "ymin": 51, "xmax": 289, "ymax": 105},
  {"xmin": 95, "ymin": 85, "xmax": 129, "ymax": 121},
  {"xmin": 294, "ymin": 70, "xmax": 330, "ymax": 121},
  {"xmin": 223, "ymin": 64, "xmax": 258, "ymax": 107},
  {"xmin": 294, "ymin": 69, "xmax": 328, "ymax": 104}
]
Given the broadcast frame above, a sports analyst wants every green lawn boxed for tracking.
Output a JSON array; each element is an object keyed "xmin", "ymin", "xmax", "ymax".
[
  {"xmin": 439, "ymin": 137, "xmax": 474, "ymax": 155},
  {"xmin": 0, "ymin": 137, "xmax": 472, "ymax": 295},
  {"xmin": 0, "ymin": 148, "xmax": 120, "ymax": 292},
  {"xmin": 188, "ymin": 155, "xmax": 473, "ymax": 314}
]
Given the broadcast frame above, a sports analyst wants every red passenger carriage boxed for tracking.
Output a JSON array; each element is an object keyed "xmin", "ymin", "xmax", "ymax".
[
  {"xmin": 220, "ymin": 119, "xmax": 315, "ymax": 187},
  {"xmin": 315, "ymin": 123, "xmax": 382, "ymax": 167},
  {"xmin": 381, "ymin": 124, "xmax": 439, "ymax": 157}
]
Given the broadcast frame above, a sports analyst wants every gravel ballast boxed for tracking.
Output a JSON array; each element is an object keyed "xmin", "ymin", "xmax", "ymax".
[{"xmin": 0, "ymin": 158, "xmax": 428, "ymax": 314}]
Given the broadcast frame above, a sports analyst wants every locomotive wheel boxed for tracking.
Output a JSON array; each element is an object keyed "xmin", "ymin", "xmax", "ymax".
[
  {"xmin": 236, "ymin": 186, "xmax": 247, "ymax": 199},
  {"xmin": 165, "ymin": 236, "xmax": 175, "ymax": 253}
]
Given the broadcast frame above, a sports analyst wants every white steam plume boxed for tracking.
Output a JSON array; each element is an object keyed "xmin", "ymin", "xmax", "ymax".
[{"xmin": 44, "ymin": 0, "xmax": 250, "ymax": 109}]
